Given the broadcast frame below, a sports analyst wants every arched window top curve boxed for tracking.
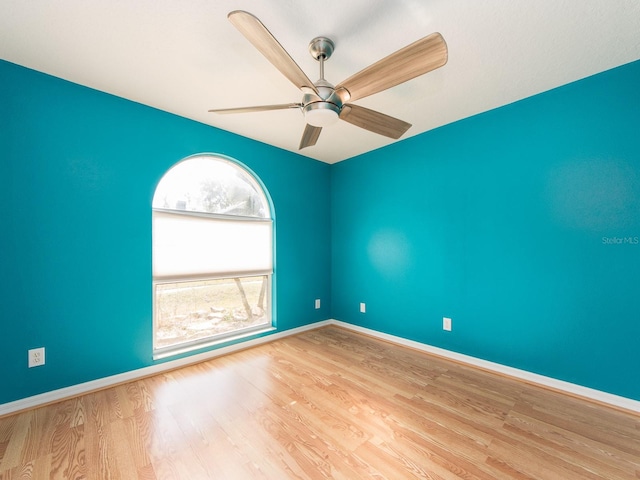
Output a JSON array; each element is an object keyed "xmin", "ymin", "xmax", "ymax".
[{"xmin": 153, "ymin": 155, "xmax": 270, "ymax": 219}]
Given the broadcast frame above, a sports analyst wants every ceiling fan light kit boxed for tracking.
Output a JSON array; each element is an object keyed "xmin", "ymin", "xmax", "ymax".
[
  {"xmin": 209, "ymin": 10, "xmax": 448, "ymax": 149},
  {"xmin": 303, "ymin": 103, "xmax": 340, "ymax": 127}
]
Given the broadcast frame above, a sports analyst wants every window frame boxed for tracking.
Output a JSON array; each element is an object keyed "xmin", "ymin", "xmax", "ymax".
[{"xmin": 151, "ymin": 154, "xmax": 275, "ymax": 359}]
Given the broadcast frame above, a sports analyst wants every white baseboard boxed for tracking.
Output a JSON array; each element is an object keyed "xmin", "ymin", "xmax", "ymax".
[
  {"xmin": 2, "ymin": 318, "xmax": 638, "ymax": 417},
  {"xmin": 328, "ymin": 320, "xmax": 640, "ymax": 414}
]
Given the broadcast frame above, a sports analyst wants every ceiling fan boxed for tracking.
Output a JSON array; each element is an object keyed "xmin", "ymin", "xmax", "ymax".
[{"xmin": 209, "ymin": 11, "xmax": 448, "ymax": 149}]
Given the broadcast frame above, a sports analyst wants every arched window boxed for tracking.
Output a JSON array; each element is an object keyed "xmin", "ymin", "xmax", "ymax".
[{"xmin": 152, "ymin": 154, "xmax": 273, "ymax": 357}]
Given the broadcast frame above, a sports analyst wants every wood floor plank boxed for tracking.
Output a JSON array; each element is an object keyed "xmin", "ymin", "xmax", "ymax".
[
  {"xmin": 1, "ymin": 326, "xmax": 639, "ymax": 479},
  {"xmin": 136, "ymin": 463, "xmax": 157, "ymax": 480},
  {"xmin": 515, "ymin": 391, "xmax": 640, "ymax": 457},
  {"xmin": 19, "ymin": 407, "xmax": 53, "ymax": 465},
  {"xmin": 0, "ymin": 412, "xmax": 32, "ymax": 472},
  {"xmin": 502, "ymin": 410, "xmax": 637, "ymax": 479},
  {"xmin": 83, "ymin": 394, "xmax": 120, "ymax": 480}
]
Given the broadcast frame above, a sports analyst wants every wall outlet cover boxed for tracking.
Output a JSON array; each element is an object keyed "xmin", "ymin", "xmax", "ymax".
[
  {"xmin": 443, "ymin": 317, "xmax": 452, "ymax": 331},
  {"xmin": 28, "ymin": 347, "xmax": 45, "ymax": 368}
]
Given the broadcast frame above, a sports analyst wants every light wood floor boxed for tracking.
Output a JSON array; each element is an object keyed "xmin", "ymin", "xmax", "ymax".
[{"xmin": 1, "ymin": 327, "xmax": 639, "ymax": 479}]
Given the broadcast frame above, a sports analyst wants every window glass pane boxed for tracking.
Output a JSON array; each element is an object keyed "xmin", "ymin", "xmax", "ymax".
[
  {"xmin": 152, "ymin": 156, "xmax": 268, "ymax": 218},
  {"xmin": 155, "ymin": 276, "xmax": 270, "ymax": 350}
]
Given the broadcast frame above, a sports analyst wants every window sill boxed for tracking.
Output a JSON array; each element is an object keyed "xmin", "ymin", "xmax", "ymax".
[{"xmin": 153, "ymin": 325, "xmax": 276, "ymax": 361}]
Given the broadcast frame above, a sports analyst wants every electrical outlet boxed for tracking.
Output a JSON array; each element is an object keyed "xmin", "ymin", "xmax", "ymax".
[
  {"xmin": 29, "ymin": 347, "xmax": 45, "ymax": 368},
  {"xmin": 315, "ymin": 299, "xmax": 321, "ymax": 309},
  {"xmin": 443, "ymin": 317, "xmax": 452, "ymax": 331},
  {"xmin": 360, "ymin": 302, "xmax": 366, "ymax": 313}
]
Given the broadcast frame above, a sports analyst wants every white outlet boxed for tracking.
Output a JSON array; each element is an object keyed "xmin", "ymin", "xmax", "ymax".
[
  {"xmin": 29, "ymin": 347, "xmax": 45, "ymax": 368},
  {"xmin": 360, "ymin": 302, "xmax": 366, "ymax": 313},
  {"xmin": 443, "ymin": 317, "xmax": 452, "ymax": 331},
  {"xmin": 315, "ymin": 299, "xmax": 321, "ymax": 309}
]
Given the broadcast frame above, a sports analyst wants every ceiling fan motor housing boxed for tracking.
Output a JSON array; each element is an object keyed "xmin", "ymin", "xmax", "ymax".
[{"xmin": 302, "ymin": 80, "xmax": 343, "ymax": 126}]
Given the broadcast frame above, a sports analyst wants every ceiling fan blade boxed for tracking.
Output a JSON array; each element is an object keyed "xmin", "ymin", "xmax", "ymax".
[
  {"xmin": 335, "ymin": 32, "xmax": 447, "ymax": 103},
  {"xmin": 339, "ymin": 104, "xmax": 411, "ymax": 139},
  {"xmin": 299, "ymin": 124, "xmax": 322, "ymax": 149},
  {"xmin": 209, "ymin": 103, "xmax": 302, "ymax": 114},
  {"xmin": 228, "ymin": 11, "xmax": 318, "ymax": 95}
]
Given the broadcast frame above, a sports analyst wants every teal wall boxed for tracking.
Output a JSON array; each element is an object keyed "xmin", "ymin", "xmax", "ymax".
[
  {"xmin": 331, "ymin": 60, "xmax": 640, "ymax": 400},
  {"xmin": 3, "ymin": 57, "xmax": 639, "ymax": 406},
  {"xmin": 0, "ymin": 60, "xmax": 331, "ymax": 405}
]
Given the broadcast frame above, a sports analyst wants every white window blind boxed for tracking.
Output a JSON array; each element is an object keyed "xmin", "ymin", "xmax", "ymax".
[{"xmin": 153, "ymin": 210, "xmax": 273, "ymax": 280}]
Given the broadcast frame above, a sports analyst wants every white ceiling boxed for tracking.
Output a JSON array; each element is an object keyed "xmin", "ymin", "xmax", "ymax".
[{"xmin": 2, "ymin": 1, "xmax": 640, "ymax": 164}]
